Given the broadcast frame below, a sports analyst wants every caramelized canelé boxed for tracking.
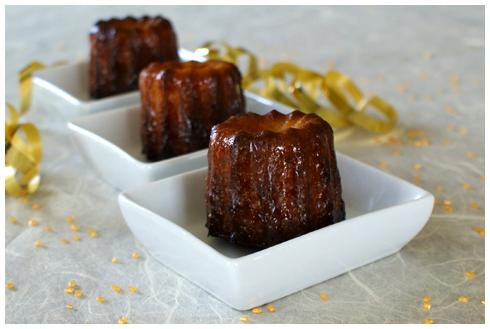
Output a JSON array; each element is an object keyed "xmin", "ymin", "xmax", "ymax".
[
  {"xmin": 139, "ymin": 60, "xmax": 245, "ymax": 161},
  {"xmin": 89, "ymin": 16, "xmax": 179, "ymax": 98},
  {"xmin": 206, "ymin": 110, "xmax": 346, "ymax": 249}
]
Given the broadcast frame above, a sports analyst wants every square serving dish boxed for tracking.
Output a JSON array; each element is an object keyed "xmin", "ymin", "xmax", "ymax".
[
  {"xmin": 33, "ymin": 49, "xmax": 204, "ymax": 114},
  {"xmin": 67, "ymin": 92, "xmax": 292, "ymax": 190},
  {"xmin": 118, "ymin": 155, "xmax": 434, "ymax": 310}
]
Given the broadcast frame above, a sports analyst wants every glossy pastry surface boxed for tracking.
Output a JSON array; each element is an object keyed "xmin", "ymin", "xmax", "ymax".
[
  {"xmin": 89, "ymin": 16, "xmax": 179, "ymax": 98},
  {"xmin": 139, "ymin": 60, "xmax": 245, "ymax": 161},
  {"xmin": 206, "ymin": 110, "xmax": 346, "ymax": 249}
]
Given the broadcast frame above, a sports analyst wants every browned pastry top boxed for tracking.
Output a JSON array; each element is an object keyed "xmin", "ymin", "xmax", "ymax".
[
  {"xmin": 212, "ymin": 109, "xmax": 333, "ymax": 137},
  {"xmin": 90, "ymin": 15, "xmax": 173, "ymax": 35},
  {"xmin": 140, "ymin": 60, "xmax": 240, "ymax": 81}
]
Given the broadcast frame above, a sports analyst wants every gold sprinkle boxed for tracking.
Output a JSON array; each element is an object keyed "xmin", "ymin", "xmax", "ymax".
[
  {"xmin": 111, "ymin": 257, "xmax": 119, "ymax": 264},
  {"xmin": 74, "ymin": 290, "xmax": 83, "ymax": 299},
  {"xmin": 423, "ymin": 302, "xmax": 432, "ymax": 311},
  {"xmin": 65, "ymin": 215, "xmax": 75, "ymax": 224},
  {"xmin": 377, "ymin": 161, "xmax": 389, "ymax": 170},
  {"xmin": 68, "ymin": 280, "xmax": 76, "ymax": 288},
  {"xmin": 64, "ymin": 287, "xmax": 75, "ymax": 295},
  {"xmin": 34, "ymin": 240, "xmax": 43, "ymax": 248},
  {"xmin": 131, "ymin": 251, "xmax": 141, "ymax": 260},
  {"xmin": 5, "ymin": 281, "xmax": 15, "ymax": 290},
  {"xmin": 66, "ymin": 304, "xmax": 74, "ymax": 310},
  {"xmin": 43, "ymin": 225, "xmax": 53, "ymax": 232},
  {"xmin": 71, "ymin": 235, "xmax": 81, "ymax": 241},
  {"xmin": 459, "ymin": 127, "xmax": 468, "ymax": 136},
  {"xmin": 87, "ymin": 228, "xmax": 98, "ymax": 238},
  {"xmin": 111, "ymin": 284, "xmax": 122, "ymax": 293},
  {"xmin": 463, "ymin": 182, "xmax": 472, "ymax": 190},
  {"xmin": 31, "ymin": 202, "xmax": 42, "ymax": 210},
  {"xmin": 96, "ymin": 296, "xmax": 106, "ymax": 303},
  {"xmin": 473, "ymin": 227, "xmax": 485, "ymax": 236},
  {"xmin": 70, "ymin": 224, "xmax": 80, "ymax": 232},
  {"xmin": 445, "ymin": 106, "xmax": 457, "ymax": 114},
  {"xmin": 8, "ymin": 216, "xmax": 18, "ymax": 224},
  {"xmin": 414, "ymin": 163, "xmax": 423, "ymax": 171},
  {"xmin": 251, "ymin": 307, "xmax": 262, "ymax": 314},
  {"xmin": 414, "ymin": 138, "xmax": 430, "ymax": 147},
  {"xmin": 407, "ymin": 129, "xmax": 426, "ymax": 139},
  {"xmin": 60, "ymin": 238, "xmax": 70, "ymax": 244},
  {"xmin": 443, "ymin": 200, "xmax": 452, "ymax": 206},
  {"xmin": 458, "ymin": 296, "xmax": 469, "ymax": 304},
  {"xmin": 423, "ymin": 318, "xmax": 434, "ymax": 324},
  {"xmin": 470, "ymin": 201, "xmax": 480, "ymax": 209},
  {"xmin": 118, "ymin": 316, "xmax": 128, "ymax": 324},
  {"xmin": 128, "ymin": 286, "xmax": 138, "ymax": 294},
  {"xmin": 423, "ymin": 296, "xmax": 432, "ymax": 303},
  {"xmin": 465, "ymin": 271, "xmax": 476, "ymax": 279},
  {"xmin": 466, "ymin": 151, "xmax": 476, "ymax": 159},
  {"xmin": 266, "ymin": 304, "xmax": 276, "ymax": 313},
  {"xmin": 239, "ymin": 315, "xmax": 249, "ymax": 323},
  {"xmin": 320, "ymin": 292, "xmax": 329, "ymax": 301},
  {"xmin": 28, "ymin": 218, "xmax": 39, "ymax": 227},
  {"xmin": 480, "ymin": 300, "xmax": 485, "ymax": 305}
]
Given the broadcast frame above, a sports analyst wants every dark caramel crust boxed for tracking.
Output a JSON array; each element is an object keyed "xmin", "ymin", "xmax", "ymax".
[
  {"xmin": 206, "ymin": 110, "xmax": 345, "ymax": 249},
  {"xmin": 139, "ymin": 60, "xmax": 245, "ymax": 161},
  {"xmin": 89, "ymin": 16, "xmax": 179, "ymax": 98}
]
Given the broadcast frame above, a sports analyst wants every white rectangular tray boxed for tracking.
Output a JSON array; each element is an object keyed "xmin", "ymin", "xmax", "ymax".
[
  {"xmin": 67, "ymin": 92, "xmax": 291, "ymax": 190},
  {"xmin": 118, "ymin": 157, "xmax": 434, "ymax": 310},
  {"xmin": 33, "ymin": 49, "xmax": 204, "ymax": 114}
]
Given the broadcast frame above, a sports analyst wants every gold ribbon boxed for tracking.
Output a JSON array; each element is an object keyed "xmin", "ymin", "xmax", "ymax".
[
  {"xmin": 5, "ymin": 62, "xmax": 46, "ymax": 197},
  {"xmin": 195, "ymin": 42, "xmax": 397, "ymax": 133}
]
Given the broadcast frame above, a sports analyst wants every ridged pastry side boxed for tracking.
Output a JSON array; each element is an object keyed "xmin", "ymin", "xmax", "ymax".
[{"xmin": 206, "ymin": 110, "xmax": 345, "ymax": 249}]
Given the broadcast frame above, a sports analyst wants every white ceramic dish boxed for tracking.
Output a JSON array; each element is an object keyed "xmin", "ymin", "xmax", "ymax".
[
  {"xmin": 67, "ymin": 92, "xmax": 291, "ymax": 190},
  {"xmin": 118, "ymin": 155, "xmax": 434, "ymax": 310},
  {"xmin": 33, "ymin": 49, "xmax": 204, "ymax": 113}
]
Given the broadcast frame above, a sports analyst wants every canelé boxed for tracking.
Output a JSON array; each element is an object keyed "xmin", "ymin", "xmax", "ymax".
[
  {"xmin": 89, "ymin": 16, "xmax": 179, "ymax": 98},
  {"xmin": 139, "ymin": 60, "xmax": 245, "ymax": 161},
  {"xmin": 206, "ymin": 110, "xmax": 345, "ymax": 249}
]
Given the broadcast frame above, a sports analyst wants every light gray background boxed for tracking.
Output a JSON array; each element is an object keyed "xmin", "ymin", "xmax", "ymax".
[{"xmin": 5, "ymin": 5, "xmax": 484, "ymax": 324}]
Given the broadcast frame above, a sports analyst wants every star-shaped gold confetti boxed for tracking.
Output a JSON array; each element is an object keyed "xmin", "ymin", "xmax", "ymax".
[
  {"xmin": 320, "ymin": 292, "xmax": 329, "ymax": 301},
  {"xmin": 28, "ymin": 219, "xmax": 39, "ymax": 227},
  {"xmin": 251, "ymin": 307, "xmax": 262, "ymax": 314},
  {"xmin": 458, "ymin": 296, "xmax": 470, "ymax": 304},
  {"xmin": 473, "ymin": 227, "xmax": 485, "ymax": 237},
  {"xmin": 239, "ymin": 315, "xmax": 249, "ymax": 323},
  {"xmin": 96, "ymin": 296, "xmax": 106, "ymax": 303}
]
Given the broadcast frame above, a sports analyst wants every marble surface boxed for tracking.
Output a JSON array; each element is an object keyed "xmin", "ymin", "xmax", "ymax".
[{"xmin": 5, "ymin": 5, "xmax": 484, "ymax": 324}]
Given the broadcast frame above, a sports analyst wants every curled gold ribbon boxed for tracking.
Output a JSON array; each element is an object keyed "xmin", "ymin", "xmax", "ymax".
[
  {"xmin": 194, "ymin": 42, "xmax": 397, "ymax": 133},
  {"xmin": 5, "ymin": 62, "xmax": 46, "ymax": 197}
]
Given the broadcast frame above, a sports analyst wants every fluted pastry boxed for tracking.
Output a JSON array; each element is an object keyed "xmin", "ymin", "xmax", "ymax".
[
  {"xmin": 89, "ymin": 16, "xmax": 178, "ymax": 98},
  {"xmin": 206, "ymin": 110, "xmax": 345, "ymax": 249},
  {"xmin": 139, "ymin": 60, "xmax": 245, "ymax": 161}
]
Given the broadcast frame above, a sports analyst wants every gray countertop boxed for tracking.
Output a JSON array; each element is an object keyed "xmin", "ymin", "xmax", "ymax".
[{"xmin": 5, "ymin": 5, "xmax": 484, "ymax": 324}]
